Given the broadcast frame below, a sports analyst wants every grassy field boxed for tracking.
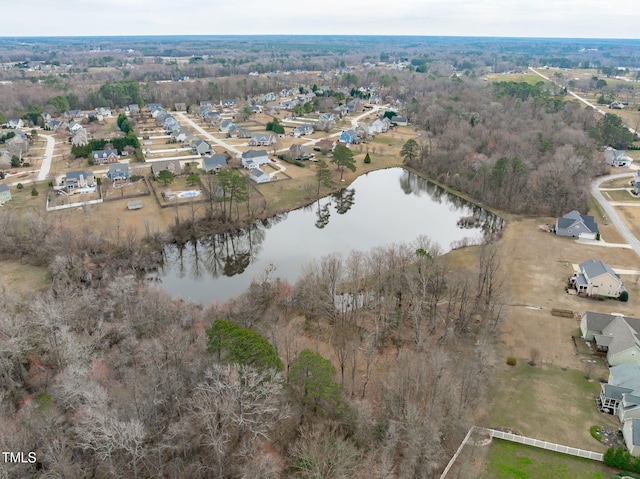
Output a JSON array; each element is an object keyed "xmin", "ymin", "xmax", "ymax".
[
  {"xmin": 604, "ymin": 189, "xmax": 640, "ymax": 202},
  {"xmin": 479, "ymin": 440, "xmax": 618, "ymax": 479},
  {"xmin": 482, "ymin": 362, "xmax": 618, "ymax": 451}
]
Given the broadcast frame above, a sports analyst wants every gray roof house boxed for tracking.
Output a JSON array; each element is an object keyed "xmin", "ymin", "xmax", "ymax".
[
  {"xmin": 580, "ymin": 312, "xmax": 640, "ymax": 366},
  {"xmin": 623, "ymin": 418, "xmax": 640, "ymax": 457},
  {"xmin": 571, "ymin": 259, "xmax": 624, "ymax": 298},
  {"xmin": 290, "ymin": 144, "xmax": 313, "ymax": 160},
  {"xmin": 250, "ymin": 168, "xmax": 270, "ymax": 184},
  {"xmin": 241, "ymin": 150, "xmax": 270, "ymax": 168},
  {"xmin": 605, "ymin": 147, "xmax": 632, "ymax": 167},
  {"xmin": 292, "ymin": 124, "xmax": 314, "ymax": 137},
  {"xmin": 107, "ymin": 163, "xmax": 130, "ymax": 183},
  {"xmin": 248, "ymin": 133, "xmax": 276, "ymax": 146},
  {"xmin": 152, "ymin": 160, "xmax": 182, "ymax": 176},
  {"xmin": 64, "ymin": 170, "xmax": 95, "ymax": 191},
  {"xmin": 192, "ymin": 139, "xmax": 212, "ymax": 156},
  {"xmin": 203, "ymin": 154, "xmax": 228, "ymax": 173},
  {"xmin": 555, "ymin": 210, "xmax": 598, "ymax": 239},
  {"xmin": 0, "ymin": 183, "xmax": 11, "ymax": 203}
]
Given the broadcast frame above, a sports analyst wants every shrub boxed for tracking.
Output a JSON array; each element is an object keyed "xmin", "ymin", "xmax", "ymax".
[
  {"xmin": 620, "ymin": 291, "xmax": 629, "ymax": 302},
  {"xmin": 506, "ymin": 357, "xmax": 517, "ymax": 366},
  {"xmin": 590, "ymin": 425, "xmax": 601, "ymax": 441},
  {"xmin": 31, "ymin": 187, "xmax": 38, "ymax": 197},
  {"xmin": 16, "ymin": 183, "xmax": 24, "ymax": 190},
  {"xmin": 364, "ymin": 153, "xmax": 371, "ymax": 164}
]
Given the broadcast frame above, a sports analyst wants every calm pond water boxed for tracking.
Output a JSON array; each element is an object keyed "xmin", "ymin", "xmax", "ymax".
[{"xmin": 152, "ymin": 168, "xmax": 502, "ymax": 304}]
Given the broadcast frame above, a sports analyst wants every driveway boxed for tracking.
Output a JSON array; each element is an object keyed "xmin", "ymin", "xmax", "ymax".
[{"xmin": 36, "ymin": 133, "xmax": 56, "ymax": 181}]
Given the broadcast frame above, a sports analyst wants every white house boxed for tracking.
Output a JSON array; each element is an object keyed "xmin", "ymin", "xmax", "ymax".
[
  {"xmin": 241, "ymin": 150, "xmax": 270, "ymax": 168},
  {"xmin": 623, "ymin": 418, "xmax": 640, "ymax": 457},
  {"xmin": 581, "ymin": 312, "xmax": 640, "ymax": 367},
  {"xmin": 605, "ymin": 147, "xmax": 632, "ymax": 167},
  {"xmin": 571, "ymin": 259, "xmax": 624, "ymax": 298},
  {"xmin": 250, "ymin": 168, "xmax": 271, "ymax": 184}
]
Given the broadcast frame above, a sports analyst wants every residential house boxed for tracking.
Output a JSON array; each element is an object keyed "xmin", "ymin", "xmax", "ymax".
[
  {"xmin": 605, "ymin": 147, "xmax": 632, "ymax": 167},
  {"xmin": 219, "ymin": 119, "xmax": 235, "ymax": 134},
  {"xmin": 171, "ymin": 128, "xmax": 189, "ymax": 143},
  {"xmin": 315, "ymin": 118, "xmax": 335, "ymax": 132},
  {"xmin": 597, "ymin": 363, "xmax": 640, "ymax": 416},
  {"xmin": 228, "ymin": 125, "xmax": 250, "ymax": 139},
  {"xmin": 174, "ymin": 102, "xmax": 187, "ymax": 112},
  {"xmin": 71, "ymin": 128, "xmax": 91, "ymax": 147},
  {"xmin": 0, "ymin": 151, "xmax": 12, "ymax": 168},
  {"xmin": 369, "ymin": 94, "xmax": 383, "ymax": 105},
  {"xmin": 279, "ymin": 89, "xmax": 290, "ymax": 97},
  {"xmin": 45, "ymin": 120, "xmax": 64, "ymax": 131},
  {"xmin": 248, "ymin": 133, "xmax": 276, "ymax": 146},
  {"xmin": 391, "ymin": 115, "xmax": 408, "ymax": 126},
  {"xmin": 151, "ymin": 160, "xmax": 182, "ymax": 176},
  {"xmin": 314, "ymin": 139, "xmax": 335, "ymax": 152},
  {"xmin": 368, "ymin": 118, "xmax": 389, "ymax": 135},
  {"xmin": 292, "ymin": 124, "xmax": 314, "ymax": 137},
  {"xmin": 221, "ymin": 99, "xmax": 236, "ymax": 109},
  {"xmin": 280, "ymin": 100, "xmax": 295, "ymax": 110},
  {"xmin": 248, "ymin": 105, "xmax": 262, "ymax": 114},
  {"xmin": 339, "ymin": 129, "xmax": 359, "ymax": 145},
  {"xmin": 192, "ymin": 139, "xmax": 212, "ymax": 156},
  {"xmin": 6, "ymin": 137, "xmax": 29, "ymax": 160},
  {"xmin": 64, "ymin": 170, "xmax": 95, "ymax": 191},
  {"xmin": 64, "ymin": 110, "xmax": 83, "ymax": 120},
  {"xmin": 241, "ymin": 150, "xmax": 270, "ymax": 168},
  {"xmin": 107, "ymin": 163, "xmax": 130, "ymax": 183},
  {"xmin": 319, "ymin": 113, "xmax": 335, "ymax": 122},
  {"xmin": 0, "ymin": 184, "xmax": 11, "ymax": 203},
  {"xmin": 261, "ymin": 92, "xmax": 276, "ymax": 102},
  {"xmin": 68, "ymin": 121, "xmax": 83, "ymax": 134},
  {"xmin": 555, "ymin": 210, "xmax": 599, "ymax": 240},
  {"xmin": 6, "ymin": 118, "xmax": 24, "ymax": 129},
  {"xmin": 41, "ymin": 112, "xmax": 52, "ymax": 124},
  {"xmin": 145, "ymin": 103, "xmax": 162, "ymax": 112},
  {"xmin": 95, "ymin": 107, "xmax": 112, "ymax": 118},
  {"xmin": 290, "ymin": 144, "xmax": 313, "ymax": 160},
  {"xmin": 571, "ymin": 259, "xmax": 624, "ymax": 298},
  {"xmin": 203, "ymin": 154, "xmax": 228, "ymax": 173},
  {"xmin": 610, "ymin": 101, "xmax": 627, "ymax": 110},
  {"xmin": 127, "ymin": 104, "xmax": 140, "ymax": 115},
  {"xmin": 580, "ymin": 312, "xmax": 640, "ymax": 366},
  {"xmin": 634, "ymin": 170, "xmax": 640, "ymax": 195},
  {"xmin": 92, "ymin": 149, "xmax": 119, "ymax": 165},
  {"xmin": 623, "ymin": 419, "xmax": 640, "ymax": 457},
  {"xmin": 250, "ymin": 168, "xmax": 270, "ymax": 184}
]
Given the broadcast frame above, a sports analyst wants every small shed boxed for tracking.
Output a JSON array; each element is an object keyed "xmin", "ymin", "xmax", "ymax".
[{"xmin": 127, "ymin": 200, "xmax": 143, "ymax": 210}]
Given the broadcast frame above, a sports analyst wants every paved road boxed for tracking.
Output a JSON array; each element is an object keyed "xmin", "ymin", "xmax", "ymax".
[
  {"xmin": 591, "ymin": 172, "xmax": 640, "ymax": 258},
  {"xmin": 174, "ymin": 111, "xmax": 243, "ymax": 157}
]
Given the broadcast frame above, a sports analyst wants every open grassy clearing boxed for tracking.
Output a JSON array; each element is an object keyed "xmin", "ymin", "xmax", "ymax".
[
  {"xmin": 0, "ymin": 260, "xmax": 51, "ymax": 297},
  {"xmin": 601, "ymin": 177, "xmax": 634, "ymax": 189},
  {"xmin": 479, "ymin": 440, "xmax": 617, "ymax": 479},
  {"xmin": 482, "ymin": 362, "xmax": 617, "ymax": 450}
]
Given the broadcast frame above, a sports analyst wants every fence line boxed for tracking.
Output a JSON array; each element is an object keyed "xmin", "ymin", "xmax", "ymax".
[
  {"xmin": 486, "ymin": 428, "xmax": 604, "ymax": 461},
  {"xmin": 440, "ymin": 427, "xmax": 603, "ymax": 479},
  {"xmin": 46, "ymin": 197, "xmax": 103, "ymax": 212}
]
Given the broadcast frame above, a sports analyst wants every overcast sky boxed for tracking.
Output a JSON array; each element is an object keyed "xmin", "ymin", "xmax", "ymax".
[{"xmin": 3, "ymin": 0, "xmax": 639, "ymax": 38}]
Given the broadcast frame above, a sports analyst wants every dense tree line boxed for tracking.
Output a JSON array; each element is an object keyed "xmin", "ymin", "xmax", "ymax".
[
  {"xmin": 403, "ymin": 76, "xmax": 611, "ymax": 215},
  {"xmin": 0, "ymin": 207, "xmax": 501, "ymax": 478}
]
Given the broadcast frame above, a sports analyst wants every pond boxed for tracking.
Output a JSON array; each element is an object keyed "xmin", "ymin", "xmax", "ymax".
[{"xmin": 152, "ymin": 167, "xmax": 502, "ymax": 304}]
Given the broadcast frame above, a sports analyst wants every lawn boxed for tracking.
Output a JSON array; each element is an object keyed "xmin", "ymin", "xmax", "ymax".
[
  {"xmin": 480, "ymin": 440, "xmax": 617, "ymax": 479},
  {"xmin": 484, "ymin": 361, "xmax": 618, "ymax": 451},
  {"xmin": 603, "ymin": 189, "xmax": 640, "ymax": 202}
]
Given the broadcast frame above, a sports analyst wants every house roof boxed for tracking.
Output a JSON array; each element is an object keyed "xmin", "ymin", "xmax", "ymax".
[
  {"xmin": 92, "ymin": 149, "xmax": 118, "ymax": 158},
  {"xmin": 203, "ymin": 154, "xmax": 227, "ymax": 170},
  {"xmin": 242, "ymin": 149, "xmax": 268, "ymax": 159},
  {"xmin": 108, "ymin": 163, "xmax": 129, "ymax": 175},
  {"xmin": 580, "ymin": 259, "xmax": 620, "ymax": 282},
  {"xmin": 0, "ymin": 184, "xmax": 9, "ymax": 193},
  {"xmin": 557, "ymin": 210, "xmax": 598, "ymax": 234},
  {"xmin": 251, "ymin": 168, "xmax": 268, "ymax": 178},
  {"xmin": 588, "ymin": 313, "xmax": 640, "ymax": 358},
  {"xmin": 631, "ymin": 418, "xmax": 640, "ymax": 446},
  {"xmin": 611, "ymin": 363, "xmax": 640, "ymax": 391},
  {"xmin": 603, "ymin": 383, "xmax": 634, "ymax": 401},
  {"xmin": 66, "ymin": 170, "xmax": 93, "ymax": 181}
]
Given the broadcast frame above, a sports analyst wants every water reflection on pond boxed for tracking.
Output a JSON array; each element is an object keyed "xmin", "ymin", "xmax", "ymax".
[{"xmin": 153, "ymin": 168, "xmax": 502, "ymax": 304}]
